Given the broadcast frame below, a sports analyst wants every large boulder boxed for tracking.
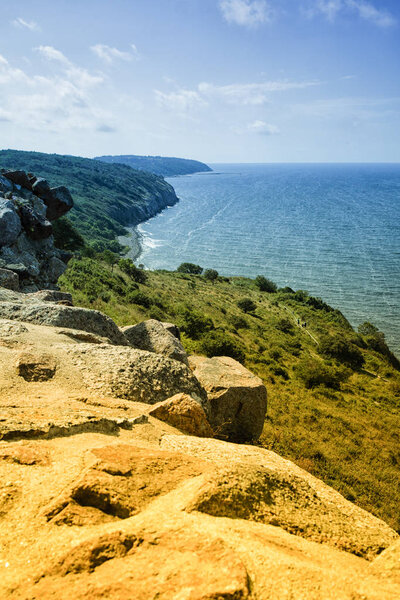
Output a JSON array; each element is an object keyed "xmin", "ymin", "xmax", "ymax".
[
  {"xmin": 47, "ymin": 186, "xmax": 74, "ymax": 220},
  {"xmin": 161, "ymin": 435, "xmax": 398, "ymax": 560},
  {"xmin": 0, "ymin": 300, "xmax": 128, "ymax": 346},
  {"xmin": 3, "ymin": 170, "xmax": 32, "ymax": 189},
  {"xmin": 148, "ymin": 393, "xmax": 213, "ymax": 438},
  {"xmin": 122, "ymin": 319, "xmax": 188, "ymax": 365},
  {"xmin": 189, "ymin": 355, "xmax": 267, "ymax": 442},
  {"xmin": 0, "ymin": 198, "xmax": 21, "ymax": 247},
  {"xmin": 18, "ymin": 204, "xmax": 53, "ymax": 240}
]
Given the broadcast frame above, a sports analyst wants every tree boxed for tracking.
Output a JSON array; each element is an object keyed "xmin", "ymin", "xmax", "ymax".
[
  {"xmin": 180, "ymin": 309, "xmax": 213, "ymax": 339},
  {"xmin": 318, "ymin": 334, "xmax": 364, "ymax": 370},
  {"xmin": 200, "ymin": 331, "xmax": 244, "ymax": 363},
  {"xmin": 203, "ymin": 269, "xmax": 219, "ymax": 282},
  {"xmin": 118, "ymin": 258, "xmax": 147, "ymax": 283},
  {"xmin": 255, "ymin": 275, "xmax": 277, "ymax": 293},
  {"xmin": 176, "ymin": 262, "xmax": 203, "ymax": 275},
  {"xmin": 237, "ymin": 298, "xmax": 257, "ymax": 313},
  {"xmin": 101, "ymin": 250, "xmax": 118, "ymax": 271}
]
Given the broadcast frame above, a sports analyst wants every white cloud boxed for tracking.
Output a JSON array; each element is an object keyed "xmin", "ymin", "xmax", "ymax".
[
  {"xmin": 155, "ymin": 89, "xmax": 207, "ymax": 113},
  {"xmin": 247, "ymin": 120, "xmax": 280, "ymax": 134},
  {"xmin": 12, "ymin": 17, "xmax": 40, "ymax": 31},
  {"xmin": 306, "ymin": 0, "xmax": 396, "ymax": 26},
  {"xmin": 219, "ymin": 0, "xmax": 274, "ymax": 27},
  {"xmin": 346, "ymin": 0, "xmax": 396, "ymax": 27},
  {"xmin": 0, "ymin": 48, "xmax": 111, "ymax": 133},
  {"xmin": 198, "ymin": 79, "xmax": 320, "ymax": 105},
  {"xmin": 91, "ymin": 44, "xmax": 138, "ymax": 65}
]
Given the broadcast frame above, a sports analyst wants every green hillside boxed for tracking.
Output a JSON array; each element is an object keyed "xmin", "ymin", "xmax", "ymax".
[
  {"xmin": 95, "ymin": 154, "xmax": 212, "ymax": 176},
  {"xmin": 0, "ymin": 150, "xmax": 178, "ymax": 252},
  {"xmin": 59, "ymin": 257, "xmax": 400, "ymax": 532}
]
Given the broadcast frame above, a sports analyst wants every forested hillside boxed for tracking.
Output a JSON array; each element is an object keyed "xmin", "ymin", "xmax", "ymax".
[
  {"xmin": 0, "ymin": 150, "xmax": 178, "ymax": 252},
  {"xmin": 95, "ymin": 154, "xmax": 212, "ymax": 176}
]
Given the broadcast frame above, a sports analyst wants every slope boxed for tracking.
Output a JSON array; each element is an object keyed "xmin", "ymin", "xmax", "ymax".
[{"xmin": 95, "ymin": 154, "xmax": 212, "ymax": 176}]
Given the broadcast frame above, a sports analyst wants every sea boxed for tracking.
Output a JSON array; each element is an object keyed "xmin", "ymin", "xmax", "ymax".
[{"xmin": 131, "ymin": 163, "xmax": 400, "ymax": 356}]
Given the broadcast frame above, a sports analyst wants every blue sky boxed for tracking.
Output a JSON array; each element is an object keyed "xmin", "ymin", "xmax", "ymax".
[{"xmin": 0, "ymin": 0, "xmax": 399, "ymax": 162}]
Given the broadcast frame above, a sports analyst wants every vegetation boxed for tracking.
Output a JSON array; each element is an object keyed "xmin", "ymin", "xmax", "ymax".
[
  {"xmin": 95, "ymin": 154, "xmax": 212, "ymax": 177},
  {"xmin": 0, "ymin": 149, "xmax": 177, "ymax": 252},
  {"xmin": 177, "ymin": 262, "xmax": 203, "ymax": 275},
  {"xmin": 59, "ymin": 257, "xmax": 400, "ymax": 532},
  {"xmin": 255, "ymin": 275, "xmax": 277, "ymax": 293}
]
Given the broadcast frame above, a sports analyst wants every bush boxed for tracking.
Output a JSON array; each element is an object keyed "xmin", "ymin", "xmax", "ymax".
[
  {"xmin": 275, "ymin": 317, "xmax": 293, "ymax": 333},
  {"xmin": 176, "ymin": 262, "xmax": 203, "ymax": 275},
  {"xmin": 126, "ymin": 290, "xmax": 152, "ymax": 308},
  {"xmin": 118, "ymin": 258, "xmax": 147, "ymax": 283},
  {"xmin": 203, "ymin": 269, "xmax": 219, "ymax": 282},
  {"xmin": 230, "ymin": 315, "xmax": 249, "ymax": 330},
  {"xmin": 180, "ymin": 309, "xmax": 214, "ymax": 339},
  {"xmin": 295, "ymin": 358, "xmax": 350, "ymax": 389},
  {"xmin": 200, "ymin": 331, "xmax": 245, "ymax": 363},
  {"xmin": 237, "ymin": 298, "xmax": 257, "ymax": 313},
  {"xmin": 255, "ymin": 275, "xmax": 277, "ymax": 293},
  {"xmin": 318, "ymin": 334, "xmax": 364, "ymax": 369}
]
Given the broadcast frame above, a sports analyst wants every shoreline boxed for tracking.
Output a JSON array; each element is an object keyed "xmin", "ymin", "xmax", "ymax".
[{"xmin": 118, "ymin": 226, "xmax": 143, "ymax": 262}]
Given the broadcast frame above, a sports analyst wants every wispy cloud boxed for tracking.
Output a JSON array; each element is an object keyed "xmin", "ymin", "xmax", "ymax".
[
  {"xmin": 305, "ymin": 0, "xmax": 396, "ymax": 27},
  {"xmin": 219, "ymin": 0, "xmax": 274, "ymax": 27},
  {"xmin": 155, "ymin": 89, "xmax": 207, "ymax": 114},
  {"xmin": 198, "ymin": 79, "xmax": 320, "ymax": 105},
  {"xmin": 0, "ymin": 48, "xmax": 111, "ymax": 133},
  {"xmin": 90, "ymin": 44, "xmax": 139, "ymax": 65},
  {"xmin": 247, "ymin": 120, "xmax": 280, "ymax": 134},
  {"xmin": 12, "ymin": 17, "xmax": 40, "ymax": 31}
]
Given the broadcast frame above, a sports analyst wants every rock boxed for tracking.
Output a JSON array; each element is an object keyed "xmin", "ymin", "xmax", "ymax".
[
  {"xmin": 122, "ymin": 319, "xmax": 188, "ymax": 365},
  {"xmin": 0, "ymin": 443, "xmax": 51, "ymax": 466},
  {"xmin": 0, "ymin": 175, "xmax": 13, "ymax": 193},
  {"xmin": 44, "ymin": 256, "xmax": 67, "ymax": 283},
  {"xmin": 31, "ymin": 290, "xmax": 73, "ymax": 304},
  {"xmin": 372, "ymin": 539, "xmax": 400, "ymax": 580},
  {"xmin": 31, "ymin": 177, "xmax": 52, "ymax": 202},
  {"xmin": 66, "ymin": 344, "xmax": 208, "ymax": 405},
  {"xmin": 44, "ymin": 444, "xmax": 207, "ymax": 526},
  {"xmin": 0, "ymin": 300, "xmax": 128, "ymax": 346},
  {"xmin": 3, "ymin": 170, "xmax": 32, "ymax": 189},
  {"xmin": 0, "ymin": 268, "xmax": 19, "ymax": 291},
  {"xmin": 0, "ymin": 198, "xmax": 22, "ymax": 247},
  {"xmin": 47, "ymin": 186, "xmax": 74, "ymax": 220},
  {"xmin": 162, "ymin": 321, "xmax": 181, "ymax": 339},
  {"xmin": 16, "ymin": 351, "xmax": 57, "ymax": 381},
  {"xmin": 0, "ymin": 319, "xmax": 28, "ymax": 337},
  {"xmin": 189, "ymin": 355, "xmax": 267, "ymax": 442},
  {"xmin": 18, "ymin": 204, "xmax": 53, "ymax": 240},
  {"xmin": 161, "ymin": 435, "xmax": 398, "ymax": 560},
  {"xmin": 148, "ymin": 393, "xmax": 213, "ymax": 437}
]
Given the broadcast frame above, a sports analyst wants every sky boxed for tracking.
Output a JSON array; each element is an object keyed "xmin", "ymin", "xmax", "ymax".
[{"xmin": 0, "ymin": 0, "xmax": 399, "ymax": 162}]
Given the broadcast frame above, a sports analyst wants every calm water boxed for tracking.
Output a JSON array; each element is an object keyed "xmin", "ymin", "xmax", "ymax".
[{"xmin": 136, "ymin": 163, "xmax": 400, "ymax": 355}]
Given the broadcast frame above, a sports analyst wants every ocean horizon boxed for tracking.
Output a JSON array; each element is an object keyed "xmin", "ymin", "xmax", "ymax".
[{"xmin": 122, "ymin": 162, "xmax": 400, "ymax": 356}]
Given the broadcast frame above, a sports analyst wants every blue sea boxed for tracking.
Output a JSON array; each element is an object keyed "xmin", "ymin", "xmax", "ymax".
[{"xmin": 136, "ymin": 163, "xmax": 400, "ymax": 355}]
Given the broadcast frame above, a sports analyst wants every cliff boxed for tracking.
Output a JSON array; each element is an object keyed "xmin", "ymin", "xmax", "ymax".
[
  {"xmin": 95, "ymin": 154, "xmax": 212, "ymax": 176},
  {"xmin": 0, "ymin": 150, "xmax": 179, "ymax": 252}
]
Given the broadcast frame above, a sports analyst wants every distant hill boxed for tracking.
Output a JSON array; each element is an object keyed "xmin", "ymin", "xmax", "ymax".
[
  {"xmin": 94, "ymin": 154, "xmax": 212, "ymax": 177},
  {"xmin": 0, "ymin": 150, "xmax": 178, "ymax": 252}
]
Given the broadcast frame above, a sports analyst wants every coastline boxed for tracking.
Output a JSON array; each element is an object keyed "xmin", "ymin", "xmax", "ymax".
[{"xmin": 118, "ymin": 226, "xmax": 143, "ymax": 262}]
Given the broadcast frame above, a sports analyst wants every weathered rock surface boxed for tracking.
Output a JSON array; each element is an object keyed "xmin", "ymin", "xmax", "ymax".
[
  {"xmin": 0, "ymin": 169, "xmax": 73, "ymax": 291},
  {"xmin": 0, "ymin": 289, "xmax": 128, "ymax": 345},
  {"xmin": 189, "ymin": 355, "xmax": 267, "ymax": 442},
  {"xmin": 122, "ymin": 319, "xmax": 188, "ymax": 364},
  {"xmin": 148, "ymin": 393, "xmax": 213, "ymax": 437},
  {"xmin": 0, "ymin": 268, "xmax": 19, "ymax": 291},
  {"xmin": 161, "ymin": 321, "xmax": 181, "ymax": 339}
]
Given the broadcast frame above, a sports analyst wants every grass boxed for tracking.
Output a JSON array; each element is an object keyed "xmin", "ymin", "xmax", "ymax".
[{"xmin": 59, "ymin": 258, "xmax": 400, "ymax": 531}]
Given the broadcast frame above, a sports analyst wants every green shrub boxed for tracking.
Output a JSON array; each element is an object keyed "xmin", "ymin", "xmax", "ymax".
[
  {"xmin": 118, "ymin": 258, "xmax": 147, "ymax": 283},
  {"xmin": 237, "ymin": 298, "xmax": 257, "ymax": 313},
  {"xmin": 255, "ymin": 275, "xmax": 277, "ymax": 293},
  {"xmin": 230, "ymin": 315, "xmax": 249, "ymax": 330},
  {"xmin": 127, "ymin": 290, "xmax": 152, "ymax": 308},
  {"xmin": 176, "ymin": 262, "xmax": 203, "ymax": 275},
  {"xmin": 318, "ymin": 334, "xmax": 364, "ymax": 369},
  {"xmin": 275, "ymin": 317, "xmax": 294, "ymax": 333},
  {"xmin": 52, "ymin": 217, "xmax": 85, "ymax": 252},
  {"xmin": 203, "ymin": 269, "xmax": 219, "ymax": 281},
  {"xmin": 200, "ymin": 331, "xmax": 245, "ymax": 363},
  {"xmin": 295, "ymin": 358, "xmax": 350, "ymax": 389},
  {"xmin": 180, "ymin": 309, "xmax": 214, "ymax": 339}
]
